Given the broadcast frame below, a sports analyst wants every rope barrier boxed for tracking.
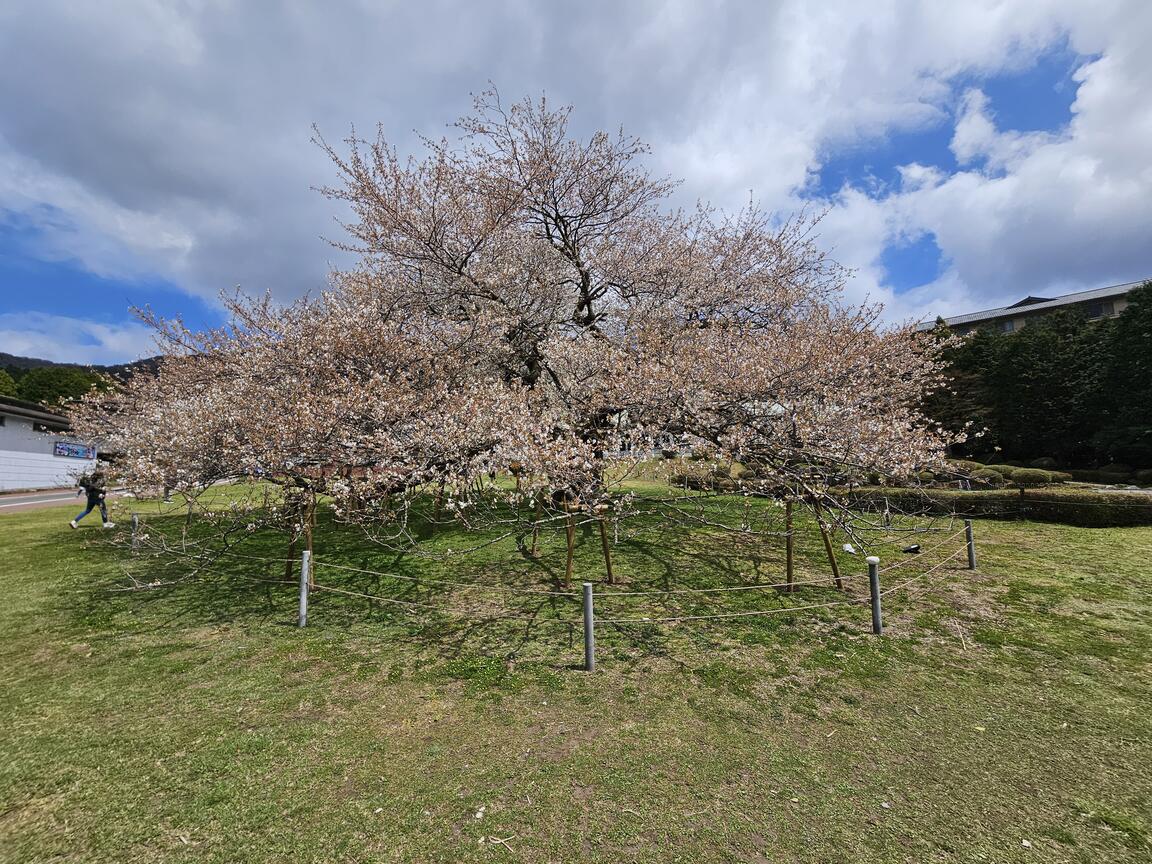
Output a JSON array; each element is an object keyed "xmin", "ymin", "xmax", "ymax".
[
  {"xmin": 877, "ymin": 528, "xmax": 968, "ymax": 574},
  {"xmin": 314, "ymin": 560, "xmax": 579, "ymax": 597},
  {"xmin": 308, "ymin": 581, "xmax": 581, "ymax": 624},
  {"xmin": 597, "ymin": 596, "xmax": 861, "ymax": 625},
  {"xmin": 602, "ymin": 573, "xmax": 855, "ymax": 597},
  {"xmin": 308, "ymin": 582, "xmax": 451, "ymax": 610}
]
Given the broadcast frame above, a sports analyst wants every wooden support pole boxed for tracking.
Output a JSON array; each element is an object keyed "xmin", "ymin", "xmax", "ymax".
[
  {"xmin": 433, "ymin": 478, "xmax": 445, "ymax": 527},
  {"xmin": 530, "ymin": 493, "xmax": 542, "ymax": 558},
  {"xmin": 785, "ymin": 499, "xmax": 795, "ymax": 592},
  {"xmin": 564, "ymin": 514, "xmax": 576, "ymax": 590},
  {"xmin": 813, "ymin": 501, "xmax": 844, "ymax": 590},
  {"xmin": 598, "ymin": 518, "xmax": 615, "ymax": 584}
]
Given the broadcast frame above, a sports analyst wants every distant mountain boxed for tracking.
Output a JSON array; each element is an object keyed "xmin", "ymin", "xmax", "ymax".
[
  {"xmin": 0, "ymin": 351, "xmax": 60, "ymax": 371},
  {"xmin": 1, "ymin": 351, "xmax": 160, "ymax": 380}
]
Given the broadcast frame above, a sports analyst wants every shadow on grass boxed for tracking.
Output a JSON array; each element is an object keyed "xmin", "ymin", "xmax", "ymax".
[{"xmin": 67, "ymin": 493, "xmax": 870, "ymax": 668}]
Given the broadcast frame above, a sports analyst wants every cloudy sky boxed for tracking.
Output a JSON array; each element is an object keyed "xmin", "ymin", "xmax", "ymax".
[{"xmin": 1, "ymin": 0, "xmax": 1150, "ymax": 364}]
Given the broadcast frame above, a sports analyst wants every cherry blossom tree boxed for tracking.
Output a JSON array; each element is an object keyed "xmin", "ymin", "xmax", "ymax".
[
  {"xmin": 317, "ymin": 90, "xmax": 961, "ymax": 572},
  {"xmin": 75, "ymin": 89, "xmax": 961, "ymax": 592},
  {"xmin": 70, "ymin": 285, "xmax": 538, "ymax": 572}
]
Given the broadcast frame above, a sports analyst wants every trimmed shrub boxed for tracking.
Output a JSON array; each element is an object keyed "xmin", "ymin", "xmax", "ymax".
[
  {"xmin": 916, "ymin": 470, "xmax": 936, "ymax": 483},
  {"xmin": 1069, "ymin": 469, "xmax": 1133, "ymax": 484},
  {"xmin": 670, "ymin": 462, "xmax": 743, "ymax": 491},
  {"xmin": 740, "ymin": 459, "xmax": 766, "ymax": 478},
  {"xmin": 1002, "ymin": 460, "xmax": 1026, "ymax": 468},
  {"xmin": 1051, "ymin": 471, "xmax": 1073, "ymax": 482},
  {"xmin": 970, "ymin": 468, "xmax": 1006, "ymax": 487},
  {"xmin": 1029, "ymin": 457, "xmax": 1059, "ymax": 470},
  {"xmin": 1099, "ymin": 462, "xmax": 1133, "ymax": 475},
  {"xmin": 1008, "ymin": 468, "xmax": 1054, "ymax": 486},
  {"xmin": 842, "ymin": 487, "xmax": 1152, "ymax": 528},
  {"xmin": 669, "ymin": 472, "xmax": 706, "ymax": 491}
]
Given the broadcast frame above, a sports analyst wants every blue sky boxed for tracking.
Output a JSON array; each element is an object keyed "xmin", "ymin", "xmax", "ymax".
[
  {"xmin": 1, "ymin": 1, "xmax": 1149, "ymax": 364},
  {"xmin": 812, "ymin": 40, "xmax": 1085, "ymax": 294}
]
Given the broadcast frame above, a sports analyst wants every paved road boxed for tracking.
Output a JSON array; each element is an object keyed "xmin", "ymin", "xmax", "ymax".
[{"xmin": 0, "ymin": 489, "xmax": 114, "ymax": 514}]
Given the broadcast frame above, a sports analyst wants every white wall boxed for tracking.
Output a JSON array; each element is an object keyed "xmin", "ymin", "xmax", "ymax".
[{"xmin": 0, "ymin": 413, "xmax": 97, "ymax": 492}]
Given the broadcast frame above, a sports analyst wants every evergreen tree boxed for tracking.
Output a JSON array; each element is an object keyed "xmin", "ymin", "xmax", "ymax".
[
  {"xmin": 15, "ymin": 366, "xmax": 103, "ymax": 409},
  {"xmin": 921, "ymin": 321, "xmax": 1004, "ymax": 455},
  {"xmin": 1093, "ymin": 281, "xmax": 1152, "ymax": 465},
  {"xmin": 923, "ymin": 286, "xmax": 1152, "ymax": 468},
  {"xmin": 986, "ymin": 309, "xmax": 1106, "ymax": 462}
]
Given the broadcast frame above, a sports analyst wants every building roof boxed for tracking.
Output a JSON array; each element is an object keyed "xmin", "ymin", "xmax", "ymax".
[
  {"xmin": 0, "ymin": 394, "xmax": 72, "ymax": 428},
  {"xmin": 918, "ymin": 279, "xmax": 1146, "ymax": 331},
  {"xmin": 1005, "ymin": 295, "xmax": 1055, "ymax": 308}
]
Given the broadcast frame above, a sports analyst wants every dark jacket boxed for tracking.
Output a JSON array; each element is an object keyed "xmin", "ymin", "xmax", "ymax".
[{"xmin": 80, "ymin": 478, "xmax": 106, "ymax": 507}]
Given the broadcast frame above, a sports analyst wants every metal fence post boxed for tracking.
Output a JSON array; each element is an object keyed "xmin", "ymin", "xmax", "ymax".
[
  {"xmin": 866, "ymin": 556, "xmax": 882, "ymax": 635},
  {"xmin": 130, "ymin": 513, "xmax": 139, "ymax": 554},
  {"xmin": 582, "ymin": 582, "xmax": 596, "ymax": 672},
  {"xmin": 964, "ymin": 519, "xmax": 977, "ymax": 570},
  {"xmin": 298, "ymin": 549, "xmax": 311, "ymax": 628}
]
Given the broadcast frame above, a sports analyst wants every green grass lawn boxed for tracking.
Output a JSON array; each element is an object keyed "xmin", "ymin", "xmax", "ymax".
[{"xmin": 1, "ymin": 490, "xmax": 1150, "ymax": 863}]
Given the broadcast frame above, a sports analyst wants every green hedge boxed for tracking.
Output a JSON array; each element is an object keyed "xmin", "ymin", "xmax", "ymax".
[
  {"xmin": 843, "ymin": 487, "xmax": 1152, "ymax": 528},
  {"xmin": 1068, "ymin": 469, "xmax": 1133, "ymax": 485}
]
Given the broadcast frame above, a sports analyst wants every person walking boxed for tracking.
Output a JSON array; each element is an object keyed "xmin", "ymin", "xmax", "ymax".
[{"xmin": 70, "ymin": 472, "xmax": 115, "ymax": 529}]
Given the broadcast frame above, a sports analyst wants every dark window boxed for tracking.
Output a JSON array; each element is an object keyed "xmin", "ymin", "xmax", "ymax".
[
  {"xmin": 1084, "ymin": 300, "xmax": 1114, "ymax": 319},
  {"xmin": 999, "ymin": 319, "xmax": 1015, "ymax": 333}
]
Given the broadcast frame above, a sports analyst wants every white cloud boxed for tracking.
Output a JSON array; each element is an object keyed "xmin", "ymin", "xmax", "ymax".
[
  {"xmin": 0, "ymin": 312, "xmax": 157, "ymax": 365},
  {"xmin": 786, "ymin": 0, "xmax": 1152, "ymax": 325},
  {"xmin": 0, "ymin": 0, "xmax": 1148, "ymax": 333}
]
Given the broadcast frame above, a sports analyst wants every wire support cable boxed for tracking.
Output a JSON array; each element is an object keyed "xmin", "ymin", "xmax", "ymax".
[{"xmin": 879, "ymin": 547, "xmax": 968, "ymax": 597}]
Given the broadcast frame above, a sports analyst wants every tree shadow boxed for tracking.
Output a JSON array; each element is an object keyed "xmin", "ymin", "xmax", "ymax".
[{"xmin": 65, "ymin": 494, "xmax": 862, "ymax": 668}]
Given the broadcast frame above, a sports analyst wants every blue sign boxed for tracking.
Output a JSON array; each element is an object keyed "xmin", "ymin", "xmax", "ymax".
[{"xmin": 54, "ymin": 441, "xmax": 96, "ymax": 459}]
